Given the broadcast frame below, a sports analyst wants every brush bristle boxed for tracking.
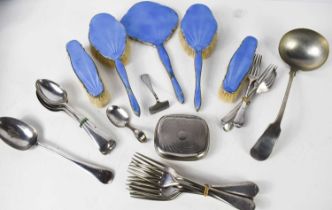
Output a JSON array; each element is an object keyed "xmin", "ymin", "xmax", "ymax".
[
  {"xmin": 218, "ymin": 79, "xmax": 248, "ymax": 103},
  {"xmin": 89, "ymin": 40, "xmax": 130, "ymax": 68},
  {"xmin": 88, "ymin": 90, "xmax": 110, "ymax": 108},
  {"xmin": 179, "ymin": 30, "xmax": 218, "ymax": 59}
]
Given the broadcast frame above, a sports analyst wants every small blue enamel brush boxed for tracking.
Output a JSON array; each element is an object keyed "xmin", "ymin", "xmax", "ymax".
[
  {"xmin": 66, "ymin": 40, "xmax": 110, "ymax": 107},
  {"xmin": 219, "ymin": 36, "xmax": 258, "ymax": 102}
]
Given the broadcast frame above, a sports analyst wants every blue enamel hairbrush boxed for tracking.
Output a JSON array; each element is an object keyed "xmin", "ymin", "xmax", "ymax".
[
  {"xmin": 121, "ymin": 1, "xmax": 184, "ymax": 104},
  {"xmin": 89, "ymin": 13, "xmax": 141, "ymax": 116},
  {"xmin": 180, "ymin": 4, "xmax": 218, "ymax": 111}
]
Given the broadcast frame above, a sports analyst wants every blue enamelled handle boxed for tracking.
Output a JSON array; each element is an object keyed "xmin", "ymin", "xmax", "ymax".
[
  {"xmin": 114, "ymin": 59, "xmax": 141, "ymax": 116},
  {"xmin": 156, "ymin": 44, "xmax": 185, "ymax": 104},
  {"xmin": 194, "ymin": 51, "xmax": 203, "ymax": 111}
]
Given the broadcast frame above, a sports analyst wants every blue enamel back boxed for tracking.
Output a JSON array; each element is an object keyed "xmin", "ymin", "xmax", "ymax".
[
  {"xmin": 181, "ymin": 4, "xmax": 217, "ymax": 52},
  {"xmin": 66, "ymin": 40, "xmax": 104, "ymax": 97},
  {"xmin": 121, "ymin": 1, "xmax": 178, "ymax": 45},
  {"xmin": 223, "ymin": 36, "xmax": 258, "ymax": 93},
  {"xmin": 89, "ymin": 13, "xmax": 126, "ymax": 60}
]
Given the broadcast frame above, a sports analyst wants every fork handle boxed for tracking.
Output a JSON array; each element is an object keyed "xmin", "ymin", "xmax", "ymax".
[
  {"xmin": 210, "ymin": 182, "xmax": 259, "ymax": 198},
  {"xmin": 178, "ymin": 177, "xmax": 258, "ymax": 198},
  {"xmin": 209, "ymin": 189, "xmax": 256, "ymax": 210},
  {"xmin": 181, "ymin": 182, "xmax": 256, "ymax": 210}
]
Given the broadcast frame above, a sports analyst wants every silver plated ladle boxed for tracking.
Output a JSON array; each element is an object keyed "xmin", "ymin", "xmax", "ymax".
[{"xmin": 251, "ymin": 28, "xmax": 329, "ymax": 161}]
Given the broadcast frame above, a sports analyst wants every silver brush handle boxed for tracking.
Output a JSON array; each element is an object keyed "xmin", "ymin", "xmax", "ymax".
[{"xmin": 141, "ymin": 74, "xmax": 159, "ymax": 101}]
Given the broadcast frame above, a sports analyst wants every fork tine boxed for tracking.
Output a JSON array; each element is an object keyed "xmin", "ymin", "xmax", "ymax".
[
  {"xmin": 130, "ymin": 192, "xmax": 165, "ymax": 201},
  {"xmin": 129, "ymin": 162, "xmax": 163, "ymax": 178},
  {"xmin": 128, "ymin": 168, "xmax": 161, "ymax": 183},
  {"xmin": 128, "ymin": 186, "xmax": 162, "ymax": 196},
  {"xmin": 127, "ymin": 178, "xmax": 160, "ymax": 189},
  {"xmin": 256, "ymin": 64, "xmax": 274, "ymax": 84},
  {"xmin": 128, "ymin": 183, "xmax": 161, "ymax": 193},
  {"xmin": 130, "ymin": 158, "xmax": 164, "ymax": 175},
  {"xmin": 134, "ymin": 153, "xmax": 166, "ymax": 169}
]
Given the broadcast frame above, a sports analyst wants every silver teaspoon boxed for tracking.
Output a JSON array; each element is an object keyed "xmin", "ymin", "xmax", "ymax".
[
  {"xmin": 0, "ymin": 117, "xmax": 113, "ymax": 184},
  {"xmin": 106, "ymin": 105, "xmax": 147, "ymax": 143},
  {"xmin": 251, "ymin": 28, "xmax": 329, "ymax": 161},
  {"xmin": 35, "ymin": 79, "xmax": 116, "ymax": 155}
]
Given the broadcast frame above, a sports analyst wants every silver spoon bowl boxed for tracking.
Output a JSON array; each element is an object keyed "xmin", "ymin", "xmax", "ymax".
[
  {"xmin": 36, "ymin": 79, "xmax": 116, "ymax": 154},
  {"xmin": 0, "ymin": 117, "xmax": 113, "ymax": 184},
  {"xmin": 106, "ymin": 105, "xmax": 147, "ymax": 143},
  {"xmin": 251, "ymin": 28, "xmax": 329, "ymax": 161}
]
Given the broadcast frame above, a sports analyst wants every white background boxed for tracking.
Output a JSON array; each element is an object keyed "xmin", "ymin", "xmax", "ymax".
[{"xmin": 0, "ymin": 0, "xmax": 332, "ymax": 210}]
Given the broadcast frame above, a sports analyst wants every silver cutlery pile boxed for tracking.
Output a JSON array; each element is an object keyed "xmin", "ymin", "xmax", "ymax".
[
  {"xmin": 127, "ymin": 153, "xmax": 259, "ymax": 210},
  {"xmin": 221, "ymin": 55, "xmax": 278, "ymax": 131}
]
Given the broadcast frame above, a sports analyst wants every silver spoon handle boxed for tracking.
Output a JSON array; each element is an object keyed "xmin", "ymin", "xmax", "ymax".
[
  {"xmin": 141, "ymin": 74, "xmax": 159, "ymax": 101},
  {"xmin": 64, "ymin": 105, "xmax": 116, "ymax": 155},
  {"xmin": 126, "ymin": 124, "xmax": 147, "ymax": 143},
  {"xmin": 38, "ymin": 142, "xmax": 113, "ymax": 184}
]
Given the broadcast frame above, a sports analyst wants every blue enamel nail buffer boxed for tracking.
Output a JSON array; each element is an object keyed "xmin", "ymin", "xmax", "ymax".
[
  {"xmin": 66, "ymin": 40, "xmax": 104, "ymax": 98},
  {"xmin": 181, "ymin": 4, "xmax": 217, "ymax": 111},
  {"xmin": 121, "ymin": 1, "xmax": 184, "ymax": 104},
  {"xmin": 89, "ymin": 13, "xmax": 141, "ymax": 116},
  {"xmin": 223, "ymin": 36, "xmax": 258, "ymax": 93}
]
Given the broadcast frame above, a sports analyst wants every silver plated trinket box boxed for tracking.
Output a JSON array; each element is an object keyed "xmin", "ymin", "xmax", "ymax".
[{"xmin": 154, "ymin": 114, "xmax": 209, "ymax": 160}]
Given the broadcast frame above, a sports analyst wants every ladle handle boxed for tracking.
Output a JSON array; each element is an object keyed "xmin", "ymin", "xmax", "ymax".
[
  {"xmin": 275, "ymin": 70, "xmax": 296, "ymax": 124},
  {"xmin": 38, "ymin": 142, "xmax": 113, "ymax": 184},
  {"xmin": 250, "ymin": 70, "xmax": 296, "ymax": 161},
  {"xmin": 65, "ymin": 105, "xmax": 116, "ymax": 155}
]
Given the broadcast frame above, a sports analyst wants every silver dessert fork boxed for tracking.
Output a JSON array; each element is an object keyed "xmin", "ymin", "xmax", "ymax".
[
  {"xmin": 233, "ymin": 55, "xmax": 262, "ymax": 127},
  {"xmin": 221, "ymin": 64, "xmax": 277, "ymax": 131}
]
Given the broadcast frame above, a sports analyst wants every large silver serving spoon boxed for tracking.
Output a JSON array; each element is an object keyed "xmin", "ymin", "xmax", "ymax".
[
  {"xmin": 251, "ymin": 28, "xmax": 329, "ymax": 161},
  {"xmin": 0, "ymin": 117, "xmax": 113, "ymax": 184},
  {"xmin": 106, "ymin": 105, "xmax": 147, "ymax": 143},
  {"xmin": 35, "ymin": 79, "xmax": 116, "ymax": 155}
]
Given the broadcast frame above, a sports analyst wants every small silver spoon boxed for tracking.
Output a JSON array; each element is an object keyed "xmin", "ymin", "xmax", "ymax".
[
  {"xmin": 106, "ymin": 105, "xmax": 147, "ymax": 143},
  {"xmin": 0, "ymin": 117, "xmax": 113, "ymax": 184},
  {"xmin": 35, "ymin": 79, "xmax": 116, "ymax": 155},
  {"xmin": 251, "ymin": 28, "xmax": 329, "ymax": 161}
]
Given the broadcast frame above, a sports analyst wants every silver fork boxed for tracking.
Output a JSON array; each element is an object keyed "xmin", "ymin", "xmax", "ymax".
[
  {"xmin": 128, "ymin": 154, "xmax": 258, "ymax": 198},
  {"xmin": 220, "ymin": 55, "xmax": 261, "ymax": 131},
  {"xmin": 127, "ymin": 153, "xmax": 257, "ymax": 210},
  {"xmin": 221, "ymin": 64, "xmax": 276, "ymax": 131},
  {"xmin": 233, "ymin": 55, "xmax": 262, "ymax": 127}
]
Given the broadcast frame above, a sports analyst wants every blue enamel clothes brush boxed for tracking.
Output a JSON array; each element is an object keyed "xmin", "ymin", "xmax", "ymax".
[
  {"xmin": 89, "ymin": 13, "xmax": 141, "ymax": 116},
  {"xmin": 121, "ymin": 1, "xmax": 184, "ymax": 104},
  {"xmin": 66, "ymin": 40, "xmax": 110, "ymax": 107},
  {"xmin": 180, "ymin": 4, "xmax": 218, "ymax": 111},
  {"xmin": 219, "ymin": 36, "xmax": 258, "ymax": 102}
]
